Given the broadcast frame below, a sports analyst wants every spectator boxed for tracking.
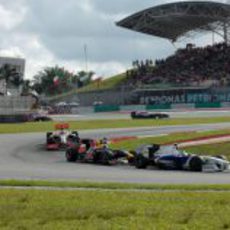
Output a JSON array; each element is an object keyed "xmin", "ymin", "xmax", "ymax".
[{"xmin": 123, "ymin": 42, "xmax": 230, "ymax": 89}]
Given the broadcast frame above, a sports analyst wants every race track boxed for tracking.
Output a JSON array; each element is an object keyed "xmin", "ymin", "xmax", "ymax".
[
  {"xmin": 50, "ymin": 108, "xmax": 230, "ymax": 121},
  {"xmin": 1, "ymin": 123, "xmax": 230, "ymax": 184}
]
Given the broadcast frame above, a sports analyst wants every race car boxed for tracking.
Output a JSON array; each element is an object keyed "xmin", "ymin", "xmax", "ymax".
[
  {"xmin": 66, "ymin": 138, "xmax": 134, "ymax": 165},
  {"xmin": 134, "ymin": 144, "xmax": 230, "ymax": 172},
  {"xmin": 46, "ymin": 123, "xmax": 80, "ymax": 150},
  {"xmin": 130, "ymin": 111, "xmax": 169, "ymax": 119},
  {"xmin": 33, "ymin": 115, "xmax": 52, "ymax": 122},
  {"xmin": 25, "ymin": 112, "xmax": 52, "ymax": 122}
]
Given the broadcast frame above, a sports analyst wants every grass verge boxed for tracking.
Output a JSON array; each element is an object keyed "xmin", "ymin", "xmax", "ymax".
[
  {"xmin": 1, "ymin": 117, "xmax": 230, "ymax": 133},
  {"xmin": 77, "ymin": 73, "xmax": 126, "ymax": 92},
  {"xmin": 1, "ymin": 179, "xmax": 230, "ymax": 191},
  {"xmin": 0, "ymin": 187, "xmax": 230, "ymax": 229},
  {"xmin": 111, "ymin": 128, "xmax": 230, "ymax": 149}
]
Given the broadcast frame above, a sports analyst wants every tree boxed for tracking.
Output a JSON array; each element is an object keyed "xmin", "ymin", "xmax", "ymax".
[
  {"xmin": 32, "ymin": 66, "xmax": 76, "ymax": 96},
  {"xmin": 0, "ymin": 64, "xmax": 22, "ymax": 86},
  {"xmin": 0, "ymin": 64, "xmax": 12, "ymax": 83},
  {"xmin": 32, "ymin": 66, "xmax": 95, "ymax": 96},
  {"xmin": 77, "ymin": 70, "xmax": 94, "ymax": 87},
  {"xmin": 0, "ymin": 64, "xmax": 23, "ymax": 94}
]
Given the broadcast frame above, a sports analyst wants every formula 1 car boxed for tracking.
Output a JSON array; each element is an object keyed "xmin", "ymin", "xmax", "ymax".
[
  {"xmin": 46, "ymin": 123, "xmax": 80, "ymax": 150},
  {"xmin": 131, "ymin": 111, "xmax": 169, "ymax": 119},
  {"xmin": 25, "ymin": 112, "xmax": 52, "ymax": 122},
  {"xmin": 34, "ymin": 115, "xmax": 52, "ymax": 122},
  {"xmin": 134, "ymin": 144, "xmax": 230, "ymax": 172},
  {"xmin": 66, "ymin": 138, "xmax": 134, "ymax": 165}
]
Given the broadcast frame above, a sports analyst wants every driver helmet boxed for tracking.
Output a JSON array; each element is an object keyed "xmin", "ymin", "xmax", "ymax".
[
  {"xmin": 174, "ymin": 143, "xmax": 179, "ymax": 150},
  {"xmin": 101, "ymin": 137, "xmax": 108, "ymax": 144},
  {"xmin": 73, "ymin": 131, "xmax": 79, "ymax": 136}
]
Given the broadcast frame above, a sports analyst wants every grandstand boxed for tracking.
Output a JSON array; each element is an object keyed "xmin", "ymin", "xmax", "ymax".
[
  {"xmin": 123, "ymin": 42, "xmax": 230, "ymax": 89},
  {"xmin": 110, "ymin": 1, "xmax": 230, "ymax": 105}
]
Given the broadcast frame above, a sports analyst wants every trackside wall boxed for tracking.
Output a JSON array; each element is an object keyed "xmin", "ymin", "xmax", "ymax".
[
  {"xmin": 93, "ymin": 103, "xmax": 230, "ymax": 112},
  {"xmin": 77, "ymin": 89, "xmax": 133, "ymax": 106},
  {"xmin": 0, "ymin": 96, "xmax": 35, "ymax": 115}
]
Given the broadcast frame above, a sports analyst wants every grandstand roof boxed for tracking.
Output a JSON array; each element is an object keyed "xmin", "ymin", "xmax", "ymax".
[{"xmin": 116, "ymin": 1, "xmax": 230, "ymax": 42}]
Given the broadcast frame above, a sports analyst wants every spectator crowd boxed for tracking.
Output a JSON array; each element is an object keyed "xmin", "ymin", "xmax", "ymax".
[{"xmin": 124, "ymin": 42, "xmax": 230, "ymax": 89}]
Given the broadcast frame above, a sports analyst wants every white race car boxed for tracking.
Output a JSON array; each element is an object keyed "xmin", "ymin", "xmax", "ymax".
[{"xmin": 135, "ymin": 144, "xmax": 230, "ymax": 172}]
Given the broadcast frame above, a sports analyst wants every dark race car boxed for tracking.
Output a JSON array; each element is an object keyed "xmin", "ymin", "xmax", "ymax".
[
  {"xmin": 25, "ymin": 112, "xmax": 52, "ymax": 122},
  {"xmin": 66, "ymin": 138, "xmax": 134, "ymax": 165},
  {"xmin": 131, "ymin": 111, "xmax": 169, "ymax": 119},
  {"xmin": 34, "ymin": 115, "xmax": 52, "ymax": 121},
  {"xmin": 134, "ymin": 144, "xmax": 229, "ymax": 172},
  {"xmin": 46, "ymin": 123, "xmax": 79, "ymax": 150}
]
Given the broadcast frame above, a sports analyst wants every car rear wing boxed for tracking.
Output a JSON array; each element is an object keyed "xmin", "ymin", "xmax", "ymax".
[{"xmin": 55, "ymin": 123, "xmax": 69, "ymax": 130}]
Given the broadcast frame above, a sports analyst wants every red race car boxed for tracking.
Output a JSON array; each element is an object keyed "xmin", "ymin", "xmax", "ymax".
[
  {"xmin": 66, "ymin": 138, "xmax": 134, "ymax": 165},
  {"xmin": 46, "ymin": 123, "xmax": 79, "ymax": 150}
]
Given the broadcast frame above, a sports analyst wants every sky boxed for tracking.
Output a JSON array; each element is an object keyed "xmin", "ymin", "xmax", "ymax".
[{"xmin": 0, "ymin": 0, "xmax": 228, "ymax": 80}]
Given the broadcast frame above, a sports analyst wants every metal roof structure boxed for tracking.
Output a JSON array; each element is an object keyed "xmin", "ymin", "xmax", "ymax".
[{"xmin": 116, "ymin": 1, "xmax": 230, "ymax": 43}]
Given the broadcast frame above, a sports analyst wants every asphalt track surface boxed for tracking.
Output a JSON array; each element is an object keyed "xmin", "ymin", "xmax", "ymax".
[
  {"xmin": 1, "ymin": 122, "xmax": 230, "ymax": 184},
  {"xmin": 51, "ymin": 109, "xmax": 230, "ymax": 121}
]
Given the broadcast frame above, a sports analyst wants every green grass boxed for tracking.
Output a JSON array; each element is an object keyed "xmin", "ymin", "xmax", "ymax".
[
  {"xmin": 77, "ymin": 73, "xmax": 126, "ymax": 92},
  {"xmin": 0, "ymin": 189, "xmax": 230, "ymax": 229},
  {"xmin": 46, "ymin": 73, "xmax": 126, "ymax": 101},
  {"xmin": 185, "ymin": 142, "xmax": 230, "ymax": 157},
  {"xmin": 1, "ymin": 179, "xmax": 230, "ymax": 191},
  {"xmin": 1, "ymin": 117, "xmax": 230, "ymax": 134},
  {"xmin": 110, "ymin": 128, "xmax": 230, "ymax": 149}
]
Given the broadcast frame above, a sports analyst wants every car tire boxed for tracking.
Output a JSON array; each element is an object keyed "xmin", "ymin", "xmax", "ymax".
[
  {"xmin": 66, "ymin": 148, "xmax": 77, "ymax": 162},
  {"xmin": 135, "ymin": 154, "xmax": 148, "ymax": 169},
  {"xmin": 189, "ymin": 156, "xmax": 203, "ymax": 172},
  {"xmin": 130, "ymin": 111, "xmax": 136, "ymax": 119},
  {"xmin": 102, "ymin": 151, "xmax": 116, "ymax": 165},
  {"xmin": 46, "ymin": 132, "xmax": 52, "ymax": 139}
]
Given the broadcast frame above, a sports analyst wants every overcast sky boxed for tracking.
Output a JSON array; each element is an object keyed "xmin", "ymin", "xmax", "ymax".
[{"xmin": 0, "ymin": 0, "xmax": 228, "ymax": 80}]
